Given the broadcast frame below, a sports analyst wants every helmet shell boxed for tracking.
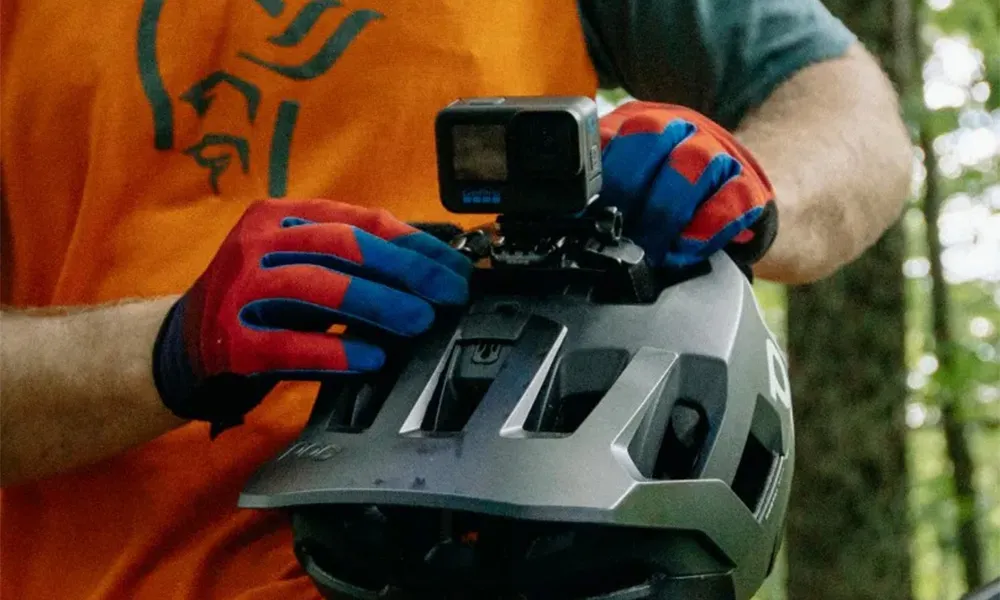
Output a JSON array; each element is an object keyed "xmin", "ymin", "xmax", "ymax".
[{"xmin": 240, "ymin": 252, "xmax": 794, "ymax": 600}]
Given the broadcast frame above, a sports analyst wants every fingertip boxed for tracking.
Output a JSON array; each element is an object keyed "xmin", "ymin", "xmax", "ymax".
[
  {"xmin": 396, "ymin": 293, "xmax": 437, "ymax": 334},
  {"xmin": 350, "ymin": 229, "xmax": 471, "ymax": 308},
  {"xmin": 393, "ymin": 230, "xmax": 474, "ymax": 279},
  {"xmin": 341, "ymin": 277, "xmax": 437, "ymax": 336},
  {"xmin": 407, "ymin": 260, "xmax": 469, "ymax": 307},
  {"xmin": 447, "ymin": 250, "xmax": 474, "ymax": 280},
  {"xmin": 342, "ymin": 339, "xmax": 387, "ymax": 372},
  {"xmin": 281, "ymin": 216, "xmax": 316, "ymax": 228}
]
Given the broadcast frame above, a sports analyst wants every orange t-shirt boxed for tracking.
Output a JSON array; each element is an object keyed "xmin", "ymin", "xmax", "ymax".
[{"xmin": 0, "ymin": 1, "xmax": 597, "ymax": 598}]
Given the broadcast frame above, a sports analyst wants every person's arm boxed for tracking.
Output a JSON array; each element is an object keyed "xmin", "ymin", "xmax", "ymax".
[
  {"xmin": 1, "ymin": 199, "xmax": 473, "ymax": 488},
  {"xmin": 579, "ymin": 0, "xmax": 912, "ymax": 283},
  {"xmin": 0, "ymin": 297, "xmax": 187, "ymax": 487},
  {"xmin": 733, "ymin": 43, "xmax": 911, "ymax": 283}
]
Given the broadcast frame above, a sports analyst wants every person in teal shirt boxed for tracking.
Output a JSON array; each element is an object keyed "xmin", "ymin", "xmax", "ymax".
[{"xmin": 1, "ymin": 1, "xmax": 911, "ymax": 598}]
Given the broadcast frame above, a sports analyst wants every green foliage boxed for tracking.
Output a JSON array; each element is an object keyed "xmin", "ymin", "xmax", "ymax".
[
  {"xmin": 597, "ymin": 88, "xmax": 632, "ymax": 104},
  {"xmin": 903, "ymin": 0, "xmax": 1000, "ymax": 591},
  {"xmin": 923, "ymin": 107, "xmax": 961, "ymax": 138},
  {"xmin": 929, "ymin": 0, "xmax": 1000, "ymax": 110}
]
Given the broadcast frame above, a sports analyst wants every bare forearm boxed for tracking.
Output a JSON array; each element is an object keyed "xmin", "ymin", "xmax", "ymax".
[
  {"xmin": 0, "ymin": 297, "xmax": 186, "ymax": 487},
  {"xmin": 735, "ymin": 43, "xmax": 912, "ymax": 284}
]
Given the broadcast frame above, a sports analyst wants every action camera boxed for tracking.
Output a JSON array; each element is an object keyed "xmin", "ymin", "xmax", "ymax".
[{"xmin": 435, "ymin": 96, "xmax": 603, "ymax": 216}]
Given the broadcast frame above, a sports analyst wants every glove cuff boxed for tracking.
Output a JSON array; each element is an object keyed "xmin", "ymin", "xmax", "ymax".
[
  {"xmin": 152, "ymin": 298, "xmax": 199, "ymax": 420},
  {"xmin": 724, "ymin": 200, "xmax": 779, "ymax": 267},
  {"xmin": 152, "ymin": 297, "xmax": 262, "ymax": 437}
]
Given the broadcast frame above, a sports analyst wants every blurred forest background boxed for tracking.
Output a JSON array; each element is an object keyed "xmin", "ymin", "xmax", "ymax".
[{"xmin": 602, "ymin": 0, "xmax": 999, "ymax": 598}]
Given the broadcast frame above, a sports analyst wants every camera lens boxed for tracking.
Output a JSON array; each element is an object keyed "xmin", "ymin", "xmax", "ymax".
[
  {"xmin": 539, "ymin": 130, "xmax": 557, "ymax": 152},
  {"xmin": 531, "ymin": 124, "xmax": 565, "ymax": 160},
  {"xmin": 509, "ymin": 111, "xmax": 580, "ymax": 178}
]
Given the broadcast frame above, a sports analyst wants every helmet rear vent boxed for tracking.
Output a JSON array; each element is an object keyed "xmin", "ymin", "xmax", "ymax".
[
  {"xmin": 731, "ymin": 432, "xmax": 776, "ymax": 515},
  {"xmin": 731, "ymin": 395, "xmax": 783, "ymax": 516}
]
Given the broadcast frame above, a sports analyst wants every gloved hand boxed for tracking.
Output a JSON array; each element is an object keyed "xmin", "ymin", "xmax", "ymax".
[
  {"xmin": 595, "ymin": 101, "xmax": 778, "ymax": 270},
  {"xmin": 152, "ymin": 198, "xmax": 472, "ymax": 436}
]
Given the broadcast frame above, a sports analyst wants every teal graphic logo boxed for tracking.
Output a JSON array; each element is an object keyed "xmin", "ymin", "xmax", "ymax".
[{"xmin": 138, "ymin": 0, "xmax": 384, "ymax": 196}]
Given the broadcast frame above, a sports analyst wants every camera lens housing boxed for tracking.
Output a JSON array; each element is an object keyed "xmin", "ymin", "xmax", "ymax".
[
  {"xmin": 435, "ymin": 96, "xmax": 602, "ymax": 216},
  {"xmin": 508, "ymin": 110, "xmax": 581, "ymax": 180}
]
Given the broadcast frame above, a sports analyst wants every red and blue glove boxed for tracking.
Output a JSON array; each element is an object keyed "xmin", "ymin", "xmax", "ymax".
[
  {"xmin": 595, "ymin": 101, "xmax": 778, "ymax": 270},
  {"xmin": 152, "ymin": 198, "xmax": 472, "ymax": 436}
]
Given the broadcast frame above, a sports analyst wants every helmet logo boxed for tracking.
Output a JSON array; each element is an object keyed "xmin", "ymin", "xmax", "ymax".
[
  {"xmin": 471, "ymin": 342, "xmax": 504, "ymax": 365},
  {"xmin": 766, "ymin": 338, "xmax": 791, "ymax": 409},
  {"xmin": 277, "ymin": 441, "xmax": 343, "ymax": 462}
]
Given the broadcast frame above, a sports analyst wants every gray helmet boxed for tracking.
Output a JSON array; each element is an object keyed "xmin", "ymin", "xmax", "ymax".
[{"xmin": 239, "ymin": 239, "xmax": 794, "ymax": 600}]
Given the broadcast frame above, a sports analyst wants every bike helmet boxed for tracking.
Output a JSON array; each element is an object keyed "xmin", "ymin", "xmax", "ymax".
[{"xmin": 240, "ymin": 218, "xmax": 795, "ymax": 600}]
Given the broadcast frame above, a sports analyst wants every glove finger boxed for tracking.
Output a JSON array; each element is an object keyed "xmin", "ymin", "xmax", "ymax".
[
  {"xmin": 604, "ymin": 124, "xmax": 740, "ymax": 242},
  {"xmin": 264, "ymin": 222, "xmax": 469, "ymax": 306},
  {"xmin": 600, "ymin": 103, "xmax": 772, "ymax": 190},
  {"xmin": 665, "ymin": 207, "xmax": 770, "ymax": 268},
  {"xmin": 232, "ymin": 326, "xmax": 386, "ymax": 375},
  {"xmin": 633, "ymin": 125, "xmax": 746, "ymax": 238},
  {"xmin": 595, "ymin": 118, "xmax": 697, "ymax": 219},
  {"xmin": 709, "ymin": 200, "xmax": 779, "ymax": 265},
  {"xmin": 670, "ymin": 110, "xmax": 775, "ymax": 190},
  {"xmin": 241, "ymin": 263, "xmax": 435, "ymax": 338},
  {"xmin": 275, "ymin": 199, "xmax": 414, "ymax": 238},
  {"xmin": 275, "ymin": 200, "xmax": 472, "ymax": 277},
  {"xmin": 671, "ymin": 128, "xmax": 776, "ymax": 264},
  {"xmin": 389, "ymin": 228, "xmax": 473, "ymax": 280},
  {"xmin": 666, "ymin": 124, "xmax": 747, "ymax": 195},
  {"xmin": 681, "ymin": 176, "xmax": 774, "ymax": 247}
]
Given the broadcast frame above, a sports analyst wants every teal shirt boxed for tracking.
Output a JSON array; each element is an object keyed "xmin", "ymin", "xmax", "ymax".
[{"xmin": 579, "ymin": 0, "xmax": 857, "ymax": 129}]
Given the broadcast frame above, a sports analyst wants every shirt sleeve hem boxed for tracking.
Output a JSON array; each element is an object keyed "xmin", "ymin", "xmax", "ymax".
[{"xmin": 713, "ymin": 30, "xmax": 858, "ymax": 129}]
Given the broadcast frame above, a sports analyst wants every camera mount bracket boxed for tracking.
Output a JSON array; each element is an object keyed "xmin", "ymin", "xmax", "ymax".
[{"xmin": 450, "ymin": 205, "xmax": 662, "ymax": 304}]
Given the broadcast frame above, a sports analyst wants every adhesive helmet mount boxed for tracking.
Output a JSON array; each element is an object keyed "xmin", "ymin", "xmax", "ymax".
[{"xmin": 238, "ymin": 96, "xmax": 795, "ymax": 600}]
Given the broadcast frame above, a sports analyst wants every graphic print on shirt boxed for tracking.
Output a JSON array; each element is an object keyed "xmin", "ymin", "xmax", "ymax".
[{"xmin": 137, "ymin": 0, "xmax": 384, "ymax": 196}]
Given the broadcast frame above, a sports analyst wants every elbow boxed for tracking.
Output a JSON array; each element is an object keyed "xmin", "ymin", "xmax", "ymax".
[
  {"xmin": 853, "ymin": 45, "xmax": 914, "ymax": 251},
  {"xmin": 876, "ymin": 95, "xmax": 914, "ymax": 220},
  {"xmin": 821, "ymin": 50, "xmax": 915, "ymax": 276},
  {"xmin": 756, "ymin": 135, "xmax": 913, "ymax": 286},
  {"xmin": 852, "ymin": 96, "xmax": 913, "ymax": 260}
]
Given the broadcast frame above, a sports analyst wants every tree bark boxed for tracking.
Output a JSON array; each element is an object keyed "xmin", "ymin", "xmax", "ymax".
[
  {"xmin": 785, "ymin": 232, "xmax": 911, "ymax": 600},
  {"xmin": 784, "ymin": 1, "xmax": 912, "ymax": 599}
]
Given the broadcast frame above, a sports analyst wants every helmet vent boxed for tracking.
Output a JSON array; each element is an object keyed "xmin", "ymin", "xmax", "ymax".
[
  {"xmin": 420, "ymin": 341, "xmax": 513, "ymax": 433},
  {"xmin": 323, "ymin": 379, "xmax": 389, "ymax": 433},
  {"xmin": 731, "ymin": 433, "xmax": 775, "ymax": 515},
  {"xmin": 523, "ymin": 348, "xmax": 631, "ymax": 434},
  {"xmin": 321, "ymin": 353, "xmax": 408, "ymax": 433},
  {"xmin": 650, "ymin": 401, "xmax": 709, "ymax": 480},
  {"xmin": 624, "ymin": 355, "xmax": 726, "ymax": 481},
  {"xmin": 730, "ymin": 395, "xmax": 782, "ymax": 516}
]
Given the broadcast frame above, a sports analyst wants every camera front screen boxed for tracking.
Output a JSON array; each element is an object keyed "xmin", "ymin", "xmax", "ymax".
[{"xmin": 451, "ymin": 124, "xmax": 508, "ymax": 182}]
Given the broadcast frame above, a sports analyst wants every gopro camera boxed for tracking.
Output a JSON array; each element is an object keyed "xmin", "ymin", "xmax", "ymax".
[{"xmin": 435, "ymin": 96, "xmax": 603, "ymax": 216}]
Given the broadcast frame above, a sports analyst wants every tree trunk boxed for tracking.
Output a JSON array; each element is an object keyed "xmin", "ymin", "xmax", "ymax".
[
  {"xmin": 784, "ymin": 1, "xmax": 912, "ymax": 599},
  {"xmin": 784, "ymin": 233, "xmax": 911, "ymax": 600}
]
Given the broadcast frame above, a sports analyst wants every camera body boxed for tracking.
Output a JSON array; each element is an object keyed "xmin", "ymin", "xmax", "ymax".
[
  {"xmin": 432, "ymin": 95, "xmax": 658, "ymax": 303},
  {"xmin": 435, "ymin": 96, "xmax": 602, "ymax": 216}
]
